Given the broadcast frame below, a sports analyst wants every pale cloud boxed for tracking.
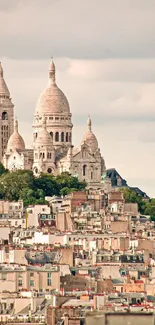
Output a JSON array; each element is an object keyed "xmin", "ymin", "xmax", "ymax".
[{"xmin": 0, "ymin": 0, "xmax": 155, "ymax": 59}]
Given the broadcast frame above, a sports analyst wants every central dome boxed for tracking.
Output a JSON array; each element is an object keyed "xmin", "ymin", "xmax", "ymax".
[{"xmin": 35, "ymin": 60, "xmax": 70, "ymax": 115}]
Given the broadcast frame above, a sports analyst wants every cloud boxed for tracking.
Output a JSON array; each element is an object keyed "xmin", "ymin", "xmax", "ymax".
[{"xmin": 0, "ymin": 0, "xmax": 155, "ymax": 59}]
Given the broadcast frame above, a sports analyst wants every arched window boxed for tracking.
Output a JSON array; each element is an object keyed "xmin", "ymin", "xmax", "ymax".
[
  {"xmin": 61, "ymin": 132, "xmax": 64, "ymax": 142},
  {"xmin": 91, "ymin": 171, "xmax": 93, "ymax": 179},
  {"xmin": 2, "ymin": 112, "xmax": 8, "ymax": 120},
  {"xmin": 55, "ymin": 132, "xmax": 59, "ymax": 142},
  {"xmin": 66, "ymin": 132, "xmax": 68, "ymax": 142},
  {"xmin": 69, "ymin": 133, "xmax": 71, "ymax": 142},
  {"xmin": 83, "ymin": 164, "xmax": 87, "ymax": 176},
  {"xmin": 50, "ymin": 132, "xmax": 53, "ymax": 139},
  {"xmin": 47, "ymin": 152, "xmax": 49, "ymax": 159},
  {"xmin": 49, "ymin": 153, "xmax": 51, "ymax": 159},
  {"xmin": 36, "ymin": 133, "xmax": 38, "ymax": 138},
  {"xmin": 43, "ymin": 152, "xmax": 45, "ymax": 159}
]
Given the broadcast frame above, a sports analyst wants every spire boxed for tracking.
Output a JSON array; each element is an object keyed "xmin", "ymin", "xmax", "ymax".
[
  {"xmin": 0, "ymin": 62, "xmax": 10, "ymax": 97},
  {"xmin": 14, "ymin": 119, "xmax": 18, "ymax": 133},
  {"xmin": 87, "ymin": 115, "xmax": 92, "ymax": 131},
  {"xmin": 0, "ymin": 62, "xmax": 3, "ymax": 78},
  {"xmin": 49, "ymin": 58, "xmax": 55, "ymax": 84}
]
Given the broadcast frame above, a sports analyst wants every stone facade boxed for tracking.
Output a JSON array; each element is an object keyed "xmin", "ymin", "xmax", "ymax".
[{"xmin": 3, "ymin": 59, "xmax": 107, "ymax": 189}]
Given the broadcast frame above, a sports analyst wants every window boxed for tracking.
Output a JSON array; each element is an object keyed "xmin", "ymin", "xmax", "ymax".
[
  {"xmin": 47, "ymin": 168, "xmax": 52, "ymax": 174},
  {"xmin": 50, "ymin": 132, "xmax": 53, "ymax": 139},
  {"xmin": 66, "ymin": 132, "xmax": 68, "ymax": 142},
  {"xmin": 30, "ymin": 280, "xmax": 34, "ymax": 287},
  {"xmin": 91, "ymin": 171, "xmax": 93, "ymax": 179},
  {"xmin": 61, "ymin": 132, "xmax": 64, "ymax": 142},
  {"xmin": 69, "ymin": 133, "xmax": 71, "ymax": 142},
  {"xmin": 30, "ymin": 272, "xmax": 34, "ymax": 277},
  {"xmin": 55, "ymin": 132, "xmax": 59, "ymax": 142},
  {"xmin": 47, "ymin": 272, "xmax": 52, "ymax": 286},
  {"xmin": 83, "ymin": 165, "xmax": 87, "ymax": 176},
  {"xmin": 2, "ymin": 273, "xmax": 7, "ymax": 280},
  {"xmin": 18, "ymin": 280, "xmax": 23, "ymax": 287},
  {"xmin": 18, "ymin": 273, "xmax": 23, "ymax": 278},
  {"xmin": 55, "ymin": 117, "xmax": 59, "ymax": 120},
  {"xmin": 2, "ymin": 112, "xmax": 8, "ymax": 120}
]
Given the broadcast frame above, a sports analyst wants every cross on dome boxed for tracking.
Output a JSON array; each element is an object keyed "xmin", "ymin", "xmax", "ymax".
[
  {"xmin": 14, "ymin": 119, "xmax": 18, "ymax": 132},
  {"xmin": 87, "ymin": 115, "xmax": 92, "ymax": 131},
  {"xmin": 49, "ymin": 58, "xmax": 55, "ymax": 84}
]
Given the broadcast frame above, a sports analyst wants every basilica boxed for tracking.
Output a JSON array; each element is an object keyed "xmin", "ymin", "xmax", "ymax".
[{"xmin": 0, "ymin": 59, "xmax": 107, "ymax": 189}]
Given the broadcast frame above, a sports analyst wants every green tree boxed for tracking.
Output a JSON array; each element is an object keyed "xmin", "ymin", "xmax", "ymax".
[
  {"xmin": 34, "ymin": 173, "xmax": 58, "ymax": 196},
  {"xmin": 0, "ymin": 169, "xmax": 86, "ymax": 207},
  {"xmin": 144, "ymin": 199, "xmax": 155, "ymax": 218},
  {"xmin": 120, "ymin": 188, "xmax": 146, "ymax": 214},
  {"xmin": 0, "ymin": 163, "xmax": 8, "ymax": 176},
  {"xmin": 0, "ymin": 170, "xmax": 35, "ymax": 201}
]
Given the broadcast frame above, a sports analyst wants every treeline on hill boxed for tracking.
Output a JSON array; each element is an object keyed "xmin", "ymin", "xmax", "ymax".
[
  {"xmin": 120, "ymin": 188, "xmax": 155, "ymax": 220},
  {"xmin": 0, "ymin": 163, "xmax": 86, "ymax": 206}
]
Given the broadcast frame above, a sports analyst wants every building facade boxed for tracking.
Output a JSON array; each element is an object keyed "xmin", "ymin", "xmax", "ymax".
[{"xmin": 2, "ymin": 59, "xmax": 107, "ymax": 189}]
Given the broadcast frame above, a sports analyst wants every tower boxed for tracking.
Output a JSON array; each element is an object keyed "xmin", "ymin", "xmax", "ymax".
[
  {"xmin": 33, "ymin": 59, "xmax": 73, "ymax": 151},
  {"xmin": 0, "ymin": 62, "xmax": 14, "ymax": 160},
  {"xmin": 33, "ymin": 115, "xmax": 55, "ymax": 175}
]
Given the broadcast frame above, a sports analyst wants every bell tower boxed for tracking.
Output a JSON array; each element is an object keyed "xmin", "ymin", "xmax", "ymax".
[{"xmin": 0, "ymin": 62, "xmax": 14, "ymax": 160}]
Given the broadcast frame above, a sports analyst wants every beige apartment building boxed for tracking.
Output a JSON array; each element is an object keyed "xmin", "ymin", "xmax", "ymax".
[{"xmin": 0, "ymin": 265, "xmax": 60, "ymax": 292}]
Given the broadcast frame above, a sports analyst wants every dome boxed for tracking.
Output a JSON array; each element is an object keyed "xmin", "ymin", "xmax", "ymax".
[
  {"xmin": 35, "ymin": 59, "xmax": 70, "ymax": 115},
  {"xmin": 35, "ymin": 115, "xmax": 53, "ymax": 147},
  {"xmin": 7, "ymin": 120, "xmax": 25, "ymax": 151},
  {"xmin": 81, "ymin": 117, "xmax": 98, "ymax": 152},
  {"xmin": 0, "ymin": 62, "xmax": 10, "ymax": 98}
]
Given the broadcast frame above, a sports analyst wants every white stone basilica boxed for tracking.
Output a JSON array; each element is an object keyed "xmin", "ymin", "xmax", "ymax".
[{"xmin": 1, "ymin": 60, "xmax": 107, "ymax": 189}]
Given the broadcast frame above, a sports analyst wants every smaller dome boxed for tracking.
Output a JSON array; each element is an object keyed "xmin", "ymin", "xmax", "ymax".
[
  {"xmin": 35, "ymin": 115, "xmax": 53, "ymax": 147},
  {"xmin": 81, "ymin": 116, "xmax": 98, "ymax": 152},
  {"xmin": 7, "ymin": 119, "xmax": 25, "ymax": 151}
]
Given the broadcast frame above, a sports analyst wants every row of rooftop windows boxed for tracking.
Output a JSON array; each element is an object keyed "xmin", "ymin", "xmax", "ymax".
[{"xmin": 36, "ymin": 116, "xmax": 71, "ymax": 122}]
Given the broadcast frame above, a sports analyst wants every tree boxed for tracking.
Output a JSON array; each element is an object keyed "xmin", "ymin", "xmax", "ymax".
[
  {"xmin": 0, "ymin": 169, "xmax": 86, "ymax": 206},
  {"xmin": 144, "ymin": 199, "xmax": 155, "ymax": 218},
  {"xmin": 0, "ymin": 163, "xmax": 8, "ymax": 176},
  {"xmin": 120, "ymin": 188, "xmax": 146, "ymax": 214},
  {"xmin": 34, "ymin": 173, "xmax": 58, "ymax": 196},
  {"xmin": 0, "ymin": 170, "xmax": 35, "ymax": 201}
]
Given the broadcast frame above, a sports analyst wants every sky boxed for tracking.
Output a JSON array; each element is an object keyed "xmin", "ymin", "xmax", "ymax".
[{"xmin": 0, "ymin": 0, "xmax": 155, "ymax": 197}]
